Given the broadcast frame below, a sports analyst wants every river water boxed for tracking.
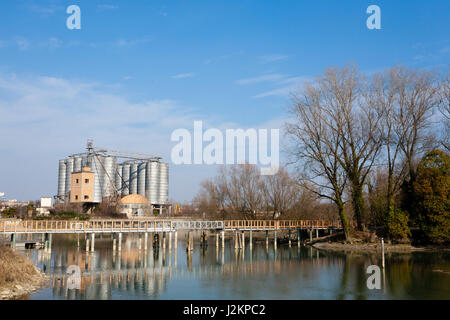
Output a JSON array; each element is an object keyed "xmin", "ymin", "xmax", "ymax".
[{"xmin": 14, "ymin": 233, "xmax": 450, "ymax": 300}]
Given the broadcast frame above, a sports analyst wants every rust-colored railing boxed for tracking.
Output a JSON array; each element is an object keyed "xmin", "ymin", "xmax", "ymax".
[
  {"xmin": 0, "ymin": 219, "xmax": 341, "ymax": 234},
  {"xmin": 223, "ymin": 220, "xmax": 340, "ymax": 230}
]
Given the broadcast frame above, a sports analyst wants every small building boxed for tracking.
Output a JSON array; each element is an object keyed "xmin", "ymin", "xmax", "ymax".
[
  {"xmin": 119, "ymin": 194, "xmax": 153, "ymax": 218},
  {"xmin": 36, "ymin": 197, "xmax": 52, "ymax": 216},
  {"xmin": 70, "ymin": 166, "xmax": 95, "ymax": 203}
]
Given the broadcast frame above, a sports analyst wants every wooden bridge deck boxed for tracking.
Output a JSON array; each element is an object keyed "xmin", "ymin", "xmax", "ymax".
[{"xmin": 0, "ymin": 219, "xmax": 341, "ymax": 235}]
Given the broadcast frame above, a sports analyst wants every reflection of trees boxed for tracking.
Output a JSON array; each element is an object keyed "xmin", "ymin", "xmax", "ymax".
[{"xmin": 27, "ymin": 234, "xmax": 450, "ymax": 300}]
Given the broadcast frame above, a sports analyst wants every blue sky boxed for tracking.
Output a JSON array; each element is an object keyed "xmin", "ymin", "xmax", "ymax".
[{"xmin": 0, "ymin": 0, "xmax": 449, "ymax": 202}]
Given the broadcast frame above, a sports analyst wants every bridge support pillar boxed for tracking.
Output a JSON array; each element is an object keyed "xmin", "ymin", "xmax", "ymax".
[
  {"xmin": 265, "ymin": 231, "xmax": 269, "ymax": 248},
  {"xmin": 162, "ymin": 232, "xmax": 166, "ymax": 250},
  {"xmin": 138, "ymin": 233, "xmax": 142, "ymax": 251},
  {"xmin": 11, "ymin": 233, "xmax": 16, "ymax": 249},
  {"xmin": 221, "ymin": 231, "xmax": 225, "ymax": 248},
  {"xmin": 118, "ymin": 233, "xmax": 122, "ymax": 251},
  {"xmin": 309, "ymin": 229, "xmax": 313, "ymax": 242},
  {"xmin": 48, "ymin": 233, "xmax": 52, "ymax": 252},
  {"xmin": 113, "ymin": 233, "xmax": 117, "ymax": 252},
  {"xmin": 174, "ymin": 231, "xmax": 178, "ymax": 249},
  {"xmin": 90, "ymin": 233, "xmax": 95, "ymax": 252},
  {"xmin": 274, "ymin": 230, "xmax": 277, "ymax": 250},
  {"xmin": 241, "ymin": 231, "xmax": 245, "ymax": 249},
  {"xmin": 330, "ymin": 229, "xmax": 333, "ymax": 235},
  {"xmin": 215, "ymin": 230, "xmax": 219, "ymax": 248},
  {"xmin": 249, "ymin": 230, "xmax": 253, "ymax": 250},
  {"xmin": 144, "ymin": 232, "xmax": 148, "ymax": 251},
  {"xmin": 297, "ymin": 228, "xmax": 301, "ymax": 247},
  {"xmin": 234, "ymin": 231, "xmax": 238, "ymax": 249},
  {"xmin": 186, "ymin": 231, "xmax": 193, "ymax": 251},
  {"xmin": 316, "ymin": 229, "xmax": 319, "ymax": 239},
  {"xmin": 86, "ymin": 234, "xmax": 90, "ymax": 252},
  {"xmin": 288, "ymin": 230, "xmax": 292, "ymax": 247},
  {"xmin": 169, "ymin": 231, "xmax": 172, "ymax": 250}
]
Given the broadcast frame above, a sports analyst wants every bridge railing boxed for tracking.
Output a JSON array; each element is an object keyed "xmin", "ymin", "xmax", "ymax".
[
  {"xmin": 0, "ymin": 219, "xmax": 342, "ymax": 234},
  {"xmin": 223, "ymin": 220, "xmax": 341, "ymax": 230},
  {"xmin": 0, "ymin": 220, "xmax": 175, "ymax": 233}
]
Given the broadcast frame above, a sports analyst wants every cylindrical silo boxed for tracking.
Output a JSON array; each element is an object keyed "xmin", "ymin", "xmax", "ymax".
[
  {"xmin": 149, "ymin": 161, "xmax": 160, "ymax": 204},
  {"xmin": 122, "ymin": 164, "xmax": 130, "ymax": 195},
  {"xmin": 57, "ymin": 159, "xmax": 66, "ymax": 201},
  {"xmin": 102, "ymin": 156, "xmax": 116, "ymax": 198},
  {"xmin": 137, "ymin": 162, "xmax": 146, "ymax": 197},
  {"xmin": 74, "ymin": 156, "xmax": 82, "ymax": 172},
  {"xmin": 115, "ymin": 164, "xmax": 123, "ymax": 195},
  {"xmin": 88, "ymin": 154, "xmax": 103, "ymax": 203},
  {"xmin": 158, "ymin": 162, "xmax": 169, "ymax": 204},
  {"xmin": 129, "ymin": 163, "xmax": 138, "ymax": 194},
  {"xmin": 65, "ymin": 157, "xmax": 74, "ymax": 202},
  {"xmin": 81, "ymin": 154, "xmax": 88, "ymax": 168},
  {"xmin": 145, "ymin": 161, "xmax": 152, "ymax": 201}
]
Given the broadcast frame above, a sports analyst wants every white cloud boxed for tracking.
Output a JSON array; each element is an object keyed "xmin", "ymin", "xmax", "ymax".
[
  {"xmin": 258, "ymin": 54, "xmax": 289, "ymax": 64},
  {"xmin": 98, "ymin": 4, "xmax": 119, "ymax": 10},
  {"xmin": 114, "ymin": 37, "xmax": 152, "ymax": 47},
  {"xmin": 171, "ymin": 73, "xmax": 196, "ymax": 79},
  {"xmin": 235, "ymin": 74, "xmax": 285, "ymax": 85},
  {"xmin": 253, "ymin": 76, "xmax": 310, "ymax": 98}
]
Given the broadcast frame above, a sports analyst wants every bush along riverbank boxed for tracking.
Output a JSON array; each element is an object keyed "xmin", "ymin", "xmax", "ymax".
[
  {"xmin": 0, "ymin": 245, "xmax": 47, "ymax": 299},
  {"xmin": 307, "ymin": 231, "xmax": 450, "ymax": 253}
]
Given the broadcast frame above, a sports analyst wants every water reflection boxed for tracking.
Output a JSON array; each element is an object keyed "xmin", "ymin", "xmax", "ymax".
[{"xmin": 18, "ymin": 234, "xmax": 450, "ymax": 300}]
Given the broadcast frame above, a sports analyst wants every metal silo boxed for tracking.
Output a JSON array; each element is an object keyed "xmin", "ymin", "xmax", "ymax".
[
  {"xmin": 88, "ymin": 154, "xmax": 103, "ymax": 203},
  {"xmin": 149, "ymin": 161, "xmax": 160, "ymax": 204},
  {"xmin": 130, "ymin": 163, "xmax": 138, "ymax": 194},
  {"xmin": 81, "ymin": 154, "xmax": 88, "ymax": 168},
  {"xmin": 102, "ymin": 156, "xmax": 116, "ymax": 198},
  {"xmin": 158, "ymin": 162, "xmax": 169, "ymax": 204},
  {"xmin": 115, "ymin": 164, "xmax": 123, "ymax": 195},
  {"xmin": 145, "ymin": 161, "xmax": 152, "ymax": 201},
  {"xmin": 137, "ymin": 162, "xmax": 146, "ymax": 197},
  {"xmin": 65, "ymin": 157, "xmax": 74, "ymax": 202},
  {"xmin": 74, "ymin": 157, "xmax": 82, "ymax": 172},
  {"xmin": 122, "ymin": 164, "xmax": 130, "ymax": 195},
  {"xmin": 57, "ymin": 159, "xmax": 66, "ymax": 201}
]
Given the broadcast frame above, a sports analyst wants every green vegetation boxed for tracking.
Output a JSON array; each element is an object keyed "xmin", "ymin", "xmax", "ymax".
[
  {"xmin": 412, "ymin": 149, "xmax": 450, "ymax": 243},
  {"xmin": 385, "ymin": 205, "xmax": 411, "ymax": 240},
  {"xmin": 1, "ymin": 208, "xmax": 17, "ymax": 218},
  {"xmin": 34, "ymin": 211, "xmax": 89, "ymax": 221}
]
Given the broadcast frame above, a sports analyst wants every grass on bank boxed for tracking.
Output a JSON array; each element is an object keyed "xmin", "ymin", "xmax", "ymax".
[{"xmin": 0, "ymin": 245, "xmax": 41, "ymax": 290}]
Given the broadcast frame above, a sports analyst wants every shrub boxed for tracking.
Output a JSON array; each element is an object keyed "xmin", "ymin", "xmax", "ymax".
[
  {"xmin": 412, "ymin": 149, "xmax": 450, "ymax": 243},
  {"xmin": 385, "ymin": 204, "xmax": 411, "ymax": 240}
]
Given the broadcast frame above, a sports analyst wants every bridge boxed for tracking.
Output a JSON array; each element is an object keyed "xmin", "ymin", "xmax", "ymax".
[
  {"xmin": 1, "ymin": 219, "xmax": 342, "ymax": 252},
  {"xmin": 0, "ymin": 219, "xmax": 340, "ymax": 234}
]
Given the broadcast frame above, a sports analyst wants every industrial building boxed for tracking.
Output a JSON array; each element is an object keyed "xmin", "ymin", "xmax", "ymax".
[{"xmin": 56, "ymin": 141, "xmax": 169, "ymax": 214}]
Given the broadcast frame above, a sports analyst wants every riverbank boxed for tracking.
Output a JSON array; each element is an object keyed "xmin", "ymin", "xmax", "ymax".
[
  {"xmin": 309, "ymin": 231, "xmax": 450, "ymax": 253},
  {"xmin": 0, "ymin": 246, "xmax": 48, "ymax": 300}
]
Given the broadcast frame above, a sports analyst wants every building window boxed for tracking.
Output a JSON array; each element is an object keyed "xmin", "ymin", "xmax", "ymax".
[
  {"xmin": 85, "ymin": 179, "xmax": 89, "ymax": 183},
  {"xmin": 84, "ymin": 195, "xmax": 89, "ymax": 200},
  {"xmin": 76, "ymin": 179, "xmax": 79, "ymax": 183},
  {"xmin": 75, "ymin": 195, "xmax": 78, "ymax": 200}
]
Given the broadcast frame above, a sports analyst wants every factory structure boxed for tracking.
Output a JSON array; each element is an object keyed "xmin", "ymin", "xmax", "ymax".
[{"xmin": 56, "ymin": 141, "xmax": 169, "ymax": 215}]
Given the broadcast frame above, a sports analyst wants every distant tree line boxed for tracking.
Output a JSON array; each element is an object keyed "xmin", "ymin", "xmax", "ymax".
[{"xmin": 195, "ymin": 65, "xmax": 449, "ymax": 244}]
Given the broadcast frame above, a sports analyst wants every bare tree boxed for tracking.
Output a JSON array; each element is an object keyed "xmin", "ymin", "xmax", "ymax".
[
  {"xmin": 222, "ymin": 164, "xmax": 264, "ymax": 219},
  {"xmin": 287, "ymin": 79, "xmax": 350, "ymax": 239},
  {"xmin": 438, "ymin": 67, "xmax": 450, "ymax": 152},
  {"xmin": 261, "ymin": 167, "xmax": 299, "ymax": 219}
]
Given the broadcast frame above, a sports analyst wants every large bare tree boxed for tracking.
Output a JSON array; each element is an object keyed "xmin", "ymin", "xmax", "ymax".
[
  {"xmin": 261, "ymin": 167, "xmax": 299, "ymax": 219},
  {"xmin": 287, "ymin": 79, "xmax": 350, "ymax": 239}
]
